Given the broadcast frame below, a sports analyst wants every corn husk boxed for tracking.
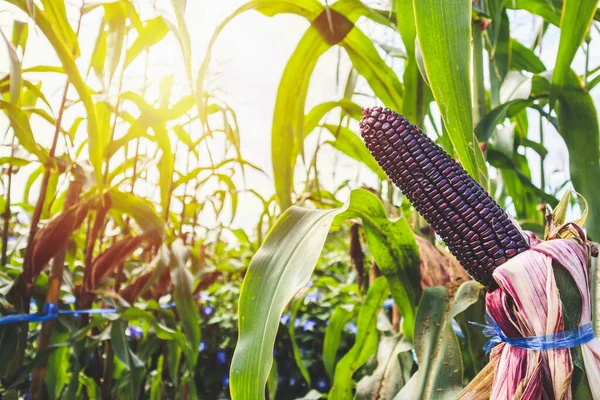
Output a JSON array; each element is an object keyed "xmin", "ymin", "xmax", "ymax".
[{"xmin": 460, "ymin": 226, "xmax": 600, "ymax": 400}]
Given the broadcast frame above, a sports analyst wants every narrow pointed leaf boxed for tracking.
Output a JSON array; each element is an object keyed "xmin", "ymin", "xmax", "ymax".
[
  {"xmin": 329, "ymin": 277, "xmax": 389, "ymax": 400},
  {"xmin": 323, "ymin": 306, "xmax": 354, "ymax": 379},
  {"xmin": 551, "ymin": 0, "xmax": 599, "ymax": 105},
  {"xmin": 413, "ymin": 0, "xmax": 488, "ymax": 185},
  {"xmin": 394, "ymin": 281, "xmax": 483, "ymax": 400},
  {"xmin": 323, "ymin": 124, "xmax": 388, "ymax": 180},
  {"xmin": 170, "ymin": 239, "xmax": 200, "ymax": 365},
  {"xmin": 124, "ymin": 16, "xmax": 169, "ymax": 67}
]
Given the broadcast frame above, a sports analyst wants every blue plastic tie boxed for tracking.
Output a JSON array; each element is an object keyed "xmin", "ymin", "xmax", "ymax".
[
  {"xmin": 470, "ymin": 312, "xmax": 596, "ymax": 353},
  {"xmin": 0, "ymin": 300, "xmax": 179, "ymax": 326}
]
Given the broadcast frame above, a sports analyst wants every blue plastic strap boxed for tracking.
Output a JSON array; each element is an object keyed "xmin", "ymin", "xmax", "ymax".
[
  {"xmin": 470, "ymin": 312, "xmax": 596, "ymax": 353},
  {"xmin": 0, "ymin": 300, "xmax": 179, "ymax": 326}
]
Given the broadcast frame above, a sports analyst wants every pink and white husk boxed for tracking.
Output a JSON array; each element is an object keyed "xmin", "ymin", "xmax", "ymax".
[{"xmin": 466, "ymin": 227, "xmax": 600, "ymax": 399}]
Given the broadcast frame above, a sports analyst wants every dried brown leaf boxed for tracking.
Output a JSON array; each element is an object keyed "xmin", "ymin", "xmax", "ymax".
[
  {"xmin": 86, "ymin": 232, "xmax": 153, "ymax": 291},
  {"xmin": 31, "ymin": 199, "xmax": 91, "ymax": 279},
  {"xmin": 415, "ymin": 235, "xmax": 470, "ymax": 288},
  {"xmin": 193, "ymin": 270, "xmax": 222, "ymax": 296}
]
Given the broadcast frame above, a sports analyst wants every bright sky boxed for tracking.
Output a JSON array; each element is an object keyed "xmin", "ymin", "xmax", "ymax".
[{"xmin": 0, "ymin": 0, "xmax": 599, "ymax": 233}]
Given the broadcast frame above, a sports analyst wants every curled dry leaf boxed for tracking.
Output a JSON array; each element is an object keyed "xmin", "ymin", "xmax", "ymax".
[
  {"xmin": 193, "ymin": 270, "xmax": 222, "ymax": 296},
  {"xmin": 415, "ymin": 235, "xmax": 469, "ymax": 288},
  {"xmin": 85, "ymin": 232, "xmax": 155, "ymax": 292},
  {"xmin": 120, "ymin": 270, "xmax": 153, "ymax": 304},
  {"xmin": 120, "ymin": 245, "xmax": 170, "ymax": 304},
  {"xmin": 142, "ymin": 269, "xmax": 172, "ymax": 301},
  {"xmin": 30, "ymin": 198, "xmax": 92, "ymax": 281}
]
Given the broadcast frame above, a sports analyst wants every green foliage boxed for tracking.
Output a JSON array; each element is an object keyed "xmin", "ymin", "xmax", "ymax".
[
  {"xmin": 0, "ymin": 0, "xmax": 598, "ymax": 398},
  {"xmin": 329, "ymin": 277, "xmax": 388, "ymax": 399},
  {"xmin": 413, "ymin": 0, "xmax": 488, "ymax": 186}
]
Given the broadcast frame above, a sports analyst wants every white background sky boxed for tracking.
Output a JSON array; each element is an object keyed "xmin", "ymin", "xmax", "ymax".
[{"xmin": 0, "ymin": 0, "xmax": 599, "ymax": 234}]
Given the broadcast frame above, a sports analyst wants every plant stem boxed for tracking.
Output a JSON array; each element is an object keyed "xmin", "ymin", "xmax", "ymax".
[
  {"xmin": 584, "ymin": 39, "xmax": 590, "ymax": 85},
  {"xmin": 180, "ymin": 132, "xmax": 192, "ymax": 238},
  {"xmin": 101, "ymin": 341, "xmax": 115, "ymax": 400},
  {"xmin": 29, "ymin": 173, "xmax": 83, "ymax": 399},
  {"xmin": 22, "ymin": 0, "xmax": 85, "ymax": 286},
  {"xmin": 349, "ymin": 224, "xmax": 365, "ymax": 294},
  {"xmin": 2, "ymin": 136, "xmax": 15, "ymax": 266},
  {"xmin": 472, "ymin": 21, "xmax": 486, "ymax": 126},
  {"xmin": 23, "ymin": 83, "xmax": 68, "ymax": 286}
]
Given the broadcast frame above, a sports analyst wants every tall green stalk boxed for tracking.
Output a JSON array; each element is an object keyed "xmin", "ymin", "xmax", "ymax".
[
  {"xmin": 472, "ymin": 21, "xmax": 486, "ymax": 126},
  {"xmin": 1, "ymin": 136, "xmax": 15, "ymax": 266}
]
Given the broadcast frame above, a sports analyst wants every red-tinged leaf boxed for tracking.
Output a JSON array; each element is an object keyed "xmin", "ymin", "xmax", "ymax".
[
  {"xmin": 31, "ymin": 199, "xmax": 91, "ymax": 280},
  {"xmin": 120, "ymin": 245, "xmax": 170, "ymax": 304},
  {"xmin": 120, "ymin": 271, "xmax": 153, "ymax": 304},
  {"xmin": 192, "ymin": 271, "xmax": 222, "ymax": 296},
  {"xmin": 86, "ymin": 232, "xmax": 155, "ymax": 291},
  {"xmin": 142, "ymin": 269, "xmax": 172, "ymax": 301},
  {"xmin": 415, "ymin": 235, "xmax": 469, "ymax": 288}
]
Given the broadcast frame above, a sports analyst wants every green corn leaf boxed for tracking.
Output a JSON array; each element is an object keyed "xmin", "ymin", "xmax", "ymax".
[
  {"xmin": 510, "ymin": 39, "xmax": 546, "ymax": 73},
  {"xmin": 271, "ymin": 26, "xmax": 330, "ymax": 210},
  {"xmin": 413, "ymin": 0, "xmax": 488, "ymax": 186},
  {"xmin": 0, "ymin": 30, "xmax": 21, "ymax": 105},
  {"xmin": 454, "ymin": 285, "xmax": 487, "ymax": 377},
  {"xmin": 550, "ymin": 0, "xmax": 599, "ymax": 106},
  {"xmin": 110, "ymin": 320, "xmax": 145, "ymax": 399},
  {"xmin": 45, "ymin": 326, "xmax": 70, "ymax": 400},
  {"xmin": 304, "ymin": 100, "xmax": 363, "ymax": 135},
  {"xmin": 169, "ymin": 239, "xmax": 200, "ymax": 365},
  {"xmin": 323, "ymin": 305, "xmax": 354, "ymax": 379},
  {"xmin": 90, "ymin": 24, "xmax": 107, "ymax": 82},
  {"xmin": 395, "ymin": 0, "xmax": 431, "ymax": 130},
  {"xmin": 19, "ymin": 80, "xmax": 52, "ymax": 109},
  {"xmin": 487, "ymin": 147, "xmax": 558, "ymax": 207},
  {"xmin": 22, "ymin": 65, "xmax": 64, "ymax": 74},
  {"xmin": 506, "ymin": 0, "xmax": 561, "ymax": 26},
  {"xmin": 108, "ymin": 189, "xmax": 165, "ymax": 235},
  {"xmin": 169, "ymin": 0, "xmax": 193, "ymax": 81},
  {"xmin": 475, "ymin": 99, "xmax": 531, "ymax": 142},
  {"xmin": 7, "ymin": 0, "xmax": 101, "ymax": 183},
  {"xmin": 336, "ymin": 189, "xmax": 421, "ymax": 340},
  {"xmin": 355, "ymin": 334, "xmax": 414, "ymax": 400},
  {"xmin": 554, "ymin": 70, "xmax": 600, "ymax": 239},
  {"xmin": 231, "ymin": 205, "xmax": 342, "ymax": 399},
  {"xmin": 40, "ymin": 0, "xmax": 80, "ymax": 57},
  {"xmin": 231, "ymin": 189, "xmax": 420, "ymax": 398},
  {"xmin": 288, "ymin": 292, "xmax": 312, "ymax": 386},
  {"xmin": 329, "ymin": 277, "xmax": 389, "ymax": 400},
  {"xmin": 0, "ymin": 101, "xmax": 48, "ymax": 161},
  {"xmin": 103, "ymin": 1, "xmax": 128, "ymax": 86},
  {"xmin": 394, "ymin": 281, "xmax": 483, "ymax": 400},
  {"xmin": 124, "ymin": 16, "xmax": 169, "ymax": 67},
  {"xmin": 154, "ymin": 124, "xmax": 174, "ymax": 219},
  {"xmin": 215, "ymin": 173, "xmax": 238, "ymax": 223},
  {"xmin": 0, "ymin": 157, "xmax": 30, "ymax": 167},
  {"xmin": 11, "ymin": 20, "xmax": 28, "ymax": 51},
  {"xmin": 342, "ymin": 28, "xmax": 403, "ymax": 111},
  {"xmin": 322, "ymin": 124, "xmax": 388, "ymax": 180}
]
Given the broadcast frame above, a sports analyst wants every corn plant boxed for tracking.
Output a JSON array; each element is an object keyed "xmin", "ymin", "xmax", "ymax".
[
  {"xmin": 1, "ymin": 0, "xmax": 600, "ymax": 399},
  {"xmin": 201, "ymin": 0, "xmax": 600, "ymax": 399},
  {"xmin": 0, "ymin": 0, "xmax": 259, "ymax": 398}
]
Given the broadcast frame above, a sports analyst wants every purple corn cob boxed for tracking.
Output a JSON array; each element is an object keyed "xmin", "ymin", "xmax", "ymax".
[{"xmin": 360, "ymin": 107, "xmax": 529, "ymax": 289}]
